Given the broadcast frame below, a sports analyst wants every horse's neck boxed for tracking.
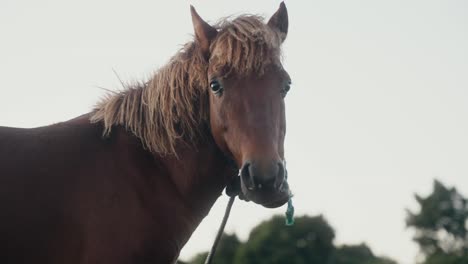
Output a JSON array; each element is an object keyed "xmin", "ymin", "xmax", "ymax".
[
  {"xmin": 156, "ymin": 134, "xmax": 236, "ymax": 222},
  {"xmin": 112, "ymin": 125, "xmax": 236, "ymax": 250}
]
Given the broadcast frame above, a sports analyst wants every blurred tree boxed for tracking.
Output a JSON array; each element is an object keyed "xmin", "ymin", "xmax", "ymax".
[
  {"xmin": 331, "ymin": 244, "xmax": 398, "ymax": 264},
  {"xmin": 184, "ymin": 214, "xmax": 397, "ymax": 264},
  {"xmin": 234, "ymin": 215, "xmax": 335, "ymax": 264},
  {"xmin": 185, "ymin": 233, "xmax": 240, "ymax": 264},
  {"xmin": 184, "ymin": 252, "xmax": 206, "ymax": 264},
  {"xmin": 331, "ymin": 244, "xmax": 374, "ymax": 264},
  {"xmin": 406, "ymin": 179, "xmax": 468, "ymax": 263},
  {"xmin": 423, "ymin": 252, "xmax": 468, "ymax": 264}
]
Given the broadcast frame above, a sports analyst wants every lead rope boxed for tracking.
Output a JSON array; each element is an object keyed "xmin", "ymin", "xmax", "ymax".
[
  {"xmin": 284, "ymin": 167, "xmax": 295, "ymax": 226},
  {"xmin": 204, "ymin": 171, "xmax": 240, "ymax": 264},
  {"xmin": 204, "ymin": 171, "xmax": 295, "ymax": 264},
  {"xmin": 204, "ymin": 195, "xmax": 236, "ymax": 264}
]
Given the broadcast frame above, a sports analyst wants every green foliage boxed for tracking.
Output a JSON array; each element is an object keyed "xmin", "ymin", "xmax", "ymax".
[
  {"xmin": 369, "ymin": 257, "xmax": 399, "ymax": 264},
  {"xmin": 406, "ymin": 180, "xmax": 468, "ymax": 254},
  {"xmin": 235, "ymin": 215, "xmax": 335, "ymax": 264},
  {"xmin": 424, "ymin": 252, "xmax": 468, "ymax": 264},
  {"xmin": 212, "ymin": 233, "xmax": 241, "ymax": 264},
  {"xmin": 184, "ymin": 215, "xmax": 396, "ymax": 264},
  {"xmin": 184, "ymin": 252, "xmax": 207, "ymax": 264},
  {"xmin": 407, "ymin": 179, "xmax": 468, "ymax": 263},
  {"xmin": 182, "ymin": 179, "xmax": 468, "ymax": 264},
  {"xmin": 330, "ymin": 244, "xmax": 398, "ymax": 264},
  {"xmin": 185, "ymin": 233, "xmax": 240, "ymax": 264},
  {"xmin": 332, "ymin": 244, "xmax": 374, "ymax": 264}
]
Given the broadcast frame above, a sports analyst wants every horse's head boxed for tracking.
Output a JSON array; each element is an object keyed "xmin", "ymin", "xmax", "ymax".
[{"xmin": 191, "ymin": 3, "xmax": 291, "ymax": 208}]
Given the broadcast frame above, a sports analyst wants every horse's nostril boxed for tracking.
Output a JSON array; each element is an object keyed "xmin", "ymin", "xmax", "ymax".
[
  {"xmin": 275, "ymin": 161, "xmax": 286, "ymax": 189},
  {"xmin": 240, "ymin": 162, "xmax": 255, "ymax": 191},
  {"xmin": 241, "ymin": 161, "xmax": 286, "ymax": 191}
]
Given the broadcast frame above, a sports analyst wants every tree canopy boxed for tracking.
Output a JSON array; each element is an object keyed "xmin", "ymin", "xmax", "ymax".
[
  {"xmin": 407, "ymin": 180, "xmax": 468, "ymax": 263},
  {"xmin": 331, "ymin": 244, "xmax": 397, "ymax": 264},
  {"xmin": 235, "ymin": 215, "xmax": 335, "ymax": 264},
  {"xmin": 184, "ymin": 215, "xmax": 394, "ymax": 264},
  {"xmin": 181, "ymin": 179, "xmax": 468, "ymax": 264}
]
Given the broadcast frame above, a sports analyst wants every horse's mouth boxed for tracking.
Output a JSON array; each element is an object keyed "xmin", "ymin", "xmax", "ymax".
[
  {"xmin": 260, "ymin": 194, "xmax": 290, "ymax": 208},
  {"xmin": 241, "ymin": 181, "xmax": 292, "ymax": 209}
]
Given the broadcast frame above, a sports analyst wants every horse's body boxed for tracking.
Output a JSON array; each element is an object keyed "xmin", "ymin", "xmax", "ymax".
[
  {"xmin": 0, "ymin": 3, "xmax": 291, "ymax": 263},
  {"xmin": 0, "ymin": 114, "xmax": 232, "ymax": 263}
]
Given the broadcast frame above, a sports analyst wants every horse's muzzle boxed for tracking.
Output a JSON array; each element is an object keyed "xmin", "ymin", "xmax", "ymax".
[
  {"xmin": 239, "ymin": 160, "xmax": 290, "ymax": 208},
  {"xmin": 240, "ymin": 160, "xmax": 286, "ymax": 191}
]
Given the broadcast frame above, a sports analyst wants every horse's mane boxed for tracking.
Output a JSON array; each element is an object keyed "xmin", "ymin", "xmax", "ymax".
[{"xmin": 90, "ymin": 15, "xmax": 284, "ymax": 155}]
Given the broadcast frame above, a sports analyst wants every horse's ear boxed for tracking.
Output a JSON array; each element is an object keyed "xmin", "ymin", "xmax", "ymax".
[
  {"xmin": 190, "ymin": 6, "xmax": 218, "ymax": 57},
  {"xmin": 267, "ymin": 2, "xmax": 288, "ymax": 42}
]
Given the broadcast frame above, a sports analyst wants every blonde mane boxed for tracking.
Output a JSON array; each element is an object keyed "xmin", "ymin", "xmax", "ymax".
[{"xmin": 90, "ymin": 15, "xmax": 284, "ymax": 155}]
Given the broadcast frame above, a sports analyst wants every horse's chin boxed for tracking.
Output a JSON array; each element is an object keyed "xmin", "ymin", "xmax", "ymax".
[
  {"xmin": 241, "ymin": 182, "xmax": 291, "ymax": 209},
  {"xmin": 260, "ymin": 195, "xmax": 290, "ymax": 208}
]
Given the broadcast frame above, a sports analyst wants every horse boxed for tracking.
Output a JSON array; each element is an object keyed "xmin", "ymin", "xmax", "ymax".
[{"xmin": 0, "ymin": 2, "xmax": 292, "ymax": 263}]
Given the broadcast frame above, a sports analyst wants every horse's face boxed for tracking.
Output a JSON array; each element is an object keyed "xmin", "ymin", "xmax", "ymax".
[
  {"xmin": 191, "ymin": 3, "xmax": 291, "ymax": 208},
  {"xmin": 208, "ymin": 67, "xmax": 291, "ymax": 208}
]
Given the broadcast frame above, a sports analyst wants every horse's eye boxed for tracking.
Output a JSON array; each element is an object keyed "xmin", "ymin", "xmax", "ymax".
[
  {"xmin": 282, "ymin": 80, "xmax": 291, "ymax": 97},
  {"xmin": 210, "ymin": 80, "xmax": 223, "ymax": 95}
]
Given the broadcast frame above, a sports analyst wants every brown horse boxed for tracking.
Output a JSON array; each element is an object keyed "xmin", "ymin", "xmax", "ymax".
[{"xmin": 0, "ymin": 3, "xmax": 291, "ymax": 264}]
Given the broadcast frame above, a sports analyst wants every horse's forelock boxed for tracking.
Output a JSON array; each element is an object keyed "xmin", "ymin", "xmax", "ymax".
[{"xmin": 210, "ymin": 15, "xmax": 283, "ymax": 77}]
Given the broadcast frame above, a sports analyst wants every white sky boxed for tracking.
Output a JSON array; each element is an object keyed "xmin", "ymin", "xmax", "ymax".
[{"xmin": 1, "ymin": 1, "xmax": 467, "ymax": 263}]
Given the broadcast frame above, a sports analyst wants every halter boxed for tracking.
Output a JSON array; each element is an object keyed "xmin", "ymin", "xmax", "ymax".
[{"xmin": 204, "ymin": 173, "xmax": 294, "ymax": 264}]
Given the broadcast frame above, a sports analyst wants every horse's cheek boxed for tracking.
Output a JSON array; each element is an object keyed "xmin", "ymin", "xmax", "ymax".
[{"xmin": 209, "ymin": 103, "xmax": 229, "ymax": 153}]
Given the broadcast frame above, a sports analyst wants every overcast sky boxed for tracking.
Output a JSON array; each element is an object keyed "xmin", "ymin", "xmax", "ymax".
[{"xmin": 1, "ymin": 1, "xmax": 467, "ymax": 263}]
